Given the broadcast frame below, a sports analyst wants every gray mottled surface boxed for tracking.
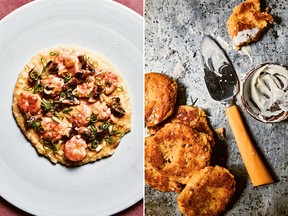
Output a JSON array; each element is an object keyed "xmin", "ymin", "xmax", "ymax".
[{"xmin": 144, "ymin": 0, "xmax": 288, "ymax": 215}]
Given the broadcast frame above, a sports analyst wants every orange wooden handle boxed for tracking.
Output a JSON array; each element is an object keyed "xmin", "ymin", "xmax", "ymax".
[{"xmin": 226, "ymin": 105, "xmax": 274, "ymax": 186}]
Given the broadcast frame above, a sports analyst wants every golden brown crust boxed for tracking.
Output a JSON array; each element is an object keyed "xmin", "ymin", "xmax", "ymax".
[
  {"xmin": 227, "ymin": 0, "xmax": 273, "ymax": 48},
  {"xmin": 145, "ymin": 137, "xmax": 185, "ymax": 193},
  {"xmin": 147, "ymin": 105, "xmax": 215, "ymax": 147},
  {"xmin": 177, "ymin": 166, "xmax": 236, "ymax": 216},
  {"xmin": 12, "ymin": 46, "xmax": 131, "ymax": 166},
  {"xmin": 145, "ymin": 123, "xmax": 211, "ymax": 185},
  {"xmin": 145, "ymin": 72, "xmax": 178, "ymax": 127}
]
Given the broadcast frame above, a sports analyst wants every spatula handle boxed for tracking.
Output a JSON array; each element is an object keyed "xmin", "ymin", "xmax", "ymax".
[{"xmin": 226, "ymin": 105, "xmax": 274, "ymax": 186}]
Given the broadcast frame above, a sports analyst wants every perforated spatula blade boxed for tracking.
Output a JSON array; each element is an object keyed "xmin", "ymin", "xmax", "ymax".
[{"xmin": 201, "ymin": 35, "xmax": 273, "ymax": 187}]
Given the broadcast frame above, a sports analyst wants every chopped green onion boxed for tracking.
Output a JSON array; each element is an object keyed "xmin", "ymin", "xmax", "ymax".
[
  {"xmin": 31, "ymin": 120, "xmax": 41, "ymax": 131},
  {"xmin": 66, "ymin": 88, "xmax": 73, "ymax": 94},
  {"xmin": 23, "ymin": 86, "xmax": 33, "ymax": 91},
  {"xmin": 34, "ymin": 83, "xmax": 44, "ymax": 94},
  {"xmin": 88, "ymin": 140, "xmax": 99, "ymax": 151},
  {"xmin": 38, "ymin": 127, "xmax": 45, "ymax": 134},
  {"xmin": 29, "ymin": 70, "xmax": 39, "ymax": 81},
  {"xmin": 64, "ymin": 113, "xmax": 72, "ymax": 119},
  {"xmin": 41, "ymin": 98, "xmax": 53, "ymax": 112},
  {"xmin": 59, "ymin": 91, "xmax": 67, "ymax": 100},
  {"xmin": 116, "ymin": 85, "xmax": 124, "ymax": 92},
  {"xmin": 40, "ymin": 71, "xmax": 49, "ymax": 79},
  {"xmin": 55, "ymin": 113, "xmax": 64, "ymax": 120},
  {"xmin": 83, "ymin": 54, "xmax": 89, "ymax": 62},
  {"xmin": 61, "ymin": 72, "xmax": 72, "ymax": 83},
  {"xmin": 43, "ymin": 138, "xmax": 58, "ymax": 152},
  {"xmin": 40, "ymin": 57, "xmax": 48, "ymax": 68},
  {"xmin": 63, "ymin": 107, "xmax": 73, "ymax": 114},
  {"xmin": 51, "ymin": 116, "xmax": 61, "ymax": 124},
  {"xmin": 38, "ymin": 84, "xmax": 44, "ymax": 92},
  {"xmin": 112, "ymin": 129, "xmax": 123, "ymax": 136},
  {"xmin": 101, "ymin": 121, "xmax": 110, "ymax": 130},
  {"xmin": 89, "ymin": 124, "xmax": 98, "ymax": 132},
  {"xmin": 100, "ymin": 93, "xmax": 107, "ymax": 102},
  {"xmin": 104, "ymin": 135, "xmax": 114, "ymax": 144},
  {"xmin": 50, "ymin": 52, "xmax": 59, "ymax": 56},
  {"xmin": 88, "ymin": 114, "xmax": 98, "ymax": 123}
]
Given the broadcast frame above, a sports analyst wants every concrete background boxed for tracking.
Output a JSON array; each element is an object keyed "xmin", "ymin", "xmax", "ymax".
[{"xmin": 144, "ymin": 0, "xmax": 288, "ymax": 215}]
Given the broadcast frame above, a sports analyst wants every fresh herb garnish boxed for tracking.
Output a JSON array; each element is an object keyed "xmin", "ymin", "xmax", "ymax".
[
  {"xmin": 51, "ymin": 116, "xmax": 61, "ymax": 124},
  {"xmin": 59, "ymin": 91, "xmax": 67, "ymax": 100},
  {"xmin": 100, "ymin": 121, "xmax": 110, "ymax": 130},
  {"xmin": 87, "ymin": 114, "xmax": 98, "ymax": 123},
  {"xmin": 190, "ymin": 96, "xmax": 198, "ymax": 106},
  {"xmin": 23, "ymin": 86, "xmax": 33, "ymax": 91},
  {"xmin": 88, "ymin": 139, "xmax": 101, "ymax": 151},
  {"xmin": 61, "ymin": 72, "xmax": 72, "ymax": 83},
  {"xmin": 41, "ymin": 98, "xmax": 53, "ymax": 112},
  {"xmin": 116, "ymin": 85, "xmax": 124, "ymax": 92},
  {"xmin": 40, "ymin": 71, "xmax": 49, "ymax": 79},
  {"xmin": 104, "ymin": 135, "xmax": 114, "ymax": 145},
  {"xmin": 31, "ymin": 120, "xmax": 41, "ymax": 131},
  {"xmin": 50, "ymin": 52, "xmax": 59, "ymax": 56},
  {"xmin": 63, "ymin": 107, "xmax": 73, "ymax": 114},
  {"xmin": 34, "ymin": 83, "xmax": 44, "ymax": 94},
  {"xmin": 29, "ymin": 70, "xmax": 39, "ymax": 81},
  {"xmin": 40, "ymin": 57, "xmax": 48, "ymax": 70},
  {"xmin": 43, "ymin": 138, "xmax": 58, "ymax": 152}
]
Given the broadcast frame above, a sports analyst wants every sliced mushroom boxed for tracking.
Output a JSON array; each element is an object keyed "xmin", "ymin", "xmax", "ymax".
[
  {"xmin": 77, "ymin": 127, "xmax": 91, "ymax": 141},
  {"xmin": 78, "ymin": 55, "xmax": 95, "ymax": 76},
  {"xmin": 61, "ymin": 97, "xmax": 80, "ymax": 105},
  {"xmin": 88, "ymin": 86, "xmax": 101, "ymax": 103},
  {"xmin": 75, "ymin": 69, "xmax": 91, "ymax": 80},
  {"xmin": 62, "ymin": 78, "xmax": 78, "ymax": 90},
  {"xmin": 109, "ymin": 97, "xmax": 125, "ymax": 118},
  {"xmin": 111, "ymin": 106, "xmax": 125, "ymax": 118},
  {"xmin": 46, "ymin": 61, "xmax": 59, "ymax": 74},
  {"xmin": 43, "ymin": 85, "xmax": 54, "ymax": 95}
]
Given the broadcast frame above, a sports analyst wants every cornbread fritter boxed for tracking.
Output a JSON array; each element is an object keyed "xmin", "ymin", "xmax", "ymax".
[
  {"xmin": 145, "ymin": 163, "xmax": 185, "ymax": 193},
  {"xmin": 145, "ymin": 122, "xmax": 211, "ymax": 185},
  {"xmin": 147, "ymin": 105, "xmax": 215, "ymax": 147},
  {"xmin": 145, "ymin": 137, "xmax": 185, "ymax": 193},
  {"xmin": 145, "ymin": 72, "xmax": 178, "ymax": 127},
  {"xmin": 177, "ymin": 166, "xmax": 236, "ymax": 216},
  {"xmin": 227, "ymin": 0, "xmax": 273, "ymax": 49}
]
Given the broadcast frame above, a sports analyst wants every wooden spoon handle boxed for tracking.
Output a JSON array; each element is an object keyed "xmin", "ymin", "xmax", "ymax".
[{"xmin": 226, "ymin": 105, "xmax": 274, "ymax": 186}]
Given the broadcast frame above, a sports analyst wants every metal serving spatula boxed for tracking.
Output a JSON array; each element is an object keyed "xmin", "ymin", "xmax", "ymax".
[{"xmin": 201, "ymin": 35, "xmax": 273, "ymax": 186}]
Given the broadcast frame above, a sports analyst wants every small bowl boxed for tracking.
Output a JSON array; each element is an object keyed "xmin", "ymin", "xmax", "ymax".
[{"xmin": 241, "ymin": 63, "xmax": 288, "ymax": 123}]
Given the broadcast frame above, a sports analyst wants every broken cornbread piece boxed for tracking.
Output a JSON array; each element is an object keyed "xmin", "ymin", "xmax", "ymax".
[{"xmin": 227, "ymin": 0, "xmax": 273, "ymax": 49}]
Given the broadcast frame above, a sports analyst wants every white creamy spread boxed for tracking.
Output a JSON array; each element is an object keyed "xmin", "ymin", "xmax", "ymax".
[
  {"xmin": 233, "ymin": 28, "xmax": 260, "ymax": 47},
  {"xmin": 243, "ymin": 64, "xmax": 288, "ymax": 122}
]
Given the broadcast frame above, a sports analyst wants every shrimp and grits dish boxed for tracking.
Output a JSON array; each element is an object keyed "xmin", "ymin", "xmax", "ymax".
[{"xmin": 12, "ymin": 47, "xmax": 131, "ymax": 166}]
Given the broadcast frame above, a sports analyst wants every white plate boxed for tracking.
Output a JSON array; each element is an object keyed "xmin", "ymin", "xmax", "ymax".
[{"xmin": 0, "ymin": 0, "xmax": 143, "ymax": 215}]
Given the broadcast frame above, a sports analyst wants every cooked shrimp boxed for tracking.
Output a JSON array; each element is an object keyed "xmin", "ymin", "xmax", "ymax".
[
  {"xmin": 55, "ymin": 53, "xmax": 81, "ymax": 76},
  {"xmin": 54, "ymin": 55, "xmax": 67, "ymax": 74},
  {"xmin": 18, "ymin": 92, "xmax": 41, "ymax": 115},
  {"xmin": 41, "ymin": 117, "xmax": 66, "ymax": 142},
  {"xmin": 41, "ymin": 75, "xmax": 64, "ymax": 96},
  {"xmin": 96, "ymin": 71, "xmax": 118, "ymax": 95},
  {"xmin": 64, "ymin": 135, "xmax": 87, "ymax": 162},
  {"xmin": 73, "ymin": 76, "xmax": 95, "ymax": 98},
  {"xmin": 93, "ymin": 101, "xmax": 111, "ymax": 120},
  {"xmin": 68, "ymin": 102, "xmax": 92, "ymax": 127}
]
